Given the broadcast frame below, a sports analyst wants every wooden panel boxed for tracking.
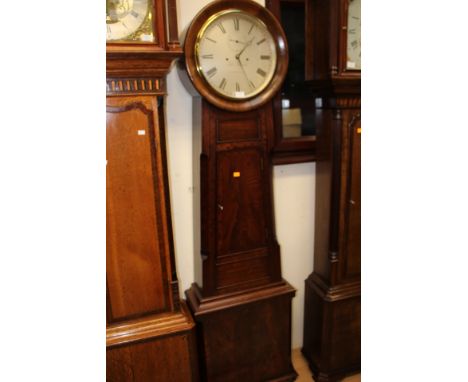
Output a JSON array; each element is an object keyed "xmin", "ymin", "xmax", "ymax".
[
  {"xmin": 303, "ymin": 277, "xmax": 360, "ymax": 381},
  {"xmin": 216, "ymin": 250, "xmax": 270, "ymax": 291},
  {"xmin": 186, "ymin": 283, "xmax": 296, "ymax": 382},
  {"xmin": 107, "ymin": 329, "xmax": 198, "ymax": 382},
  {"xmin": 216, "ymin": 117, "xmax": 260, "ymax": 142},
  {"xmin": 106, "ymin": 96, "xmax": 170, "ymax": 322},
  {"xmin": 216, "ymin": 148, "xmax": 267, "ymax": 255},
  {"xmin": 342, "ymin": 116, "xmax": 361, "ymax": 279},
  {"xmin": 302, "ymin": 281, "xmax": 324, "ymax": 369},
  {"xmin": 199, "ymin": 101, "xmax": 282, "ymax": 296},
  {"xmin": 328, "ymin": 297, "xmax": 361, "ymax": 370}
]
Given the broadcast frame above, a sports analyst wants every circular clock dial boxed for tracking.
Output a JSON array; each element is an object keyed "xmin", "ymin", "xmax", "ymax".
[
  {"xmin": 106, "ymin": 0, "xmax": 150, "ymax": 41},
  {"xmin": 195, "ymin": 10, "xmax": 278, "ymax": 100}
]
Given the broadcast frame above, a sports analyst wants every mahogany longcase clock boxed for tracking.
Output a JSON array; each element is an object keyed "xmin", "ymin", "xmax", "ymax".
[
  {"xmin": 302, "ymin": 0, "xmax": 361, "ymax": 380},
  {"xmin": 183, "ymin": 1, "xmax": 297, "ymax": 381},
  {"xmin": 106, "ymin": 0, "xmax": 198, "ymax": 380}
]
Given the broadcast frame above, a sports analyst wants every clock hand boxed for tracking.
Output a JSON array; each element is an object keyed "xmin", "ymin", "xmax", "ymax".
[
  {"xmin": 236, "ymin": 55, "xmax": 252, "ymax": 90},
  {"xmin": 235, "ymin": 37, "xmax": 255, "ymax": 60}
]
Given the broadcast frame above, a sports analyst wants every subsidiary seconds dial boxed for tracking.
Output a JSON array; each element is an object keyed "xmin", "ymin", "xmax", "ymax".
[{"xmin": 195, "ymin": 10, "xmax": 278, "ymax": 100}]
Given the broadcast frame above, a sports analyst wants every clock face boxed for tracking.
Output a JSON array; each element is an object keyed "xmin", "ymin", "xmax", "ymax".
[
  {"xmin": 106, "ymin": 0, "xmax": 154, "ymax": 42},
  {"xmin": 195, "ymin": 10, "xmax": 278, "ymax": 100},
  {"xmin": 346, "ymin": 0, "xmax": 361, "ymax": 70}
]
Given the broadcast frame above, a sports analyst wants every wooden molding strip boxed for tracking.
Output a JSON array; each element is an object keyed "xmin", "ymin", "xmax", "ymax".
[
  {"xmin": 106, "ymin": 301, "xmax": 195, "ymax": 348},
  {"xmin": 106, "ymin": 77, "xmax": 164, "ymax": 95},
  {"xmin": 186, "ymin": 280, "xmax": 296, "ymax": 315},
  {"xmin": 306, "ymin": 273, "xmax": 360, "ymax": 302}
]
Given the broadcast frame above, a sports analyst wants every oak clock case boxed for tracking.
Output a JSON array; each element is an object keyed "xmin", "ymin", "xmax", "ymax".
[
  {"xmin": 106, "ymin": 1, "xmax": 198, "ymax": 381},
  {"xmin": 183, "ymin": 1, "xmax": 297, "ymax": 381}
]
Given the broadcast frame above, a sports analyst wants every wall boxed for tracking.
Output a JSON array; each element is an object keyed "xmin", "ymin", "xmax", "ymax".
[{"xmin": 165, "ymin": 0, "xmax": 316, "ymax": 349}]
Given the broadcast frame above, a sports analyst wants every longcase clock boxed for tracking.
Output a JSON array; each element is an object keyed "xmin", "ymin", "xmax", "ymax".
[
  {"xmin": 106, "ymin": 1, "xmax": 198, "ymax": 380},
  {"xmin": 183, "ymin": 1, "xmax": 297, "ymax": 381},
  {"xmin": 302, "ymin": 0, "xmax": 361, "ymax": 380}
]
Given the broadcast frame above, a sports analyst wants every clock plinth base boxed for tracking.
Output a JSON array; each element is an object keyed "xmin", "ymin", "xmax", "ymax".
[
  {"xmin": 106, "ymin": 301, "xmax": 199, "ymax": 382},
  {"xmin": 302, "ymin": 274, "xmax": 361, "ymax": 382},
  {"xmin": 186, "ymin": 281, "xmax": 297, "ymax": 382}
]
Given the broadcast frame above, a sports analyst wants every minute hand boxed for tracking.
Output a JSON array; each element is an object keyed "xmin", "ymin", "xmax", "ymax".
[{"xmin": 235, "ymin": 37, "xmax": 254, "ymax": 59}]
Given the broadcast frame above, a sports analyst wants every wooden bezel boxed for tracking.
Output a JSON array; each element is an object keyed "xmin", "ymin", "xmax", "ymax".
[{"xmin": 184, "ymin": 0, "xmax": 288, "ymax": 112}]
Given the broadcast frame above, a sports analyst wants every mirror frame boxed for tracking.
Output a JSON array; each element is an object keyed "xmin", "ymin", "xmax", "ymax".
[{"xmin": 266, "ymin": 0, "xmax": 316, "ymax": 165}]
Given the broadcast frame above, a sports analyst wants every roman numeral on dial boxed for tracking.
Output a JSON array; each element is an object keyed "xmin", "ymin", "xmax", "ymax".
[
  {"xmin": 206, "ymin": 67, "xmax": 217, "ymax": 78},
  {"xmin": 257, "ymin": 68, "xmax": 267, "ymax": 77},
  {"xmin": 217, "ymin": 23, "xmax": 226, "ymax": 33},
  {"xmin": 233, "ymin": 18, "xmax": 240, "ymax": 31},
  {"xmin": 219, "ymin": 78, "xmax": 227, "ymax": 90}
]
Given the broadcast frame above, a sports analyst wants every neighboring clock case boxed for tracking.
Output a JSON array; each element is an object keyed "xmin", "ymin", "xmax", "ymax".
[
  {"xmin": 301, "ymin": 0, "xmax": 361, "ymax": 380},
  {"xmin": 106, "ymin": 0, "xmax": 180, "ymax": 52},
  {"xmin": 106, "ymin": 1, "xmax": 199, "ymax": 381}
]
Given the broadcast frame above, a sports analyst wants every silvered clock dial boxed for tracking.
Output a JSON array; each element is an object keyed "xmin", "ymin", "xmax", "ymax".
[{"xmin": 195, "ymin": 10, "xmax": 278, "ymax": 100}]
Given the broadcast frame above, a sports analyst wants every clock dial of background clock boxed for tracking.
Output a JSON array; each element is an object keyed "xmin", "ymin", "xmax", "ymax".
[
  {"xmin": 346, "ymin": 0, "xmax": 361, "ymax": 70},
  {"xmin": 106, "ymin": 0, "xmax": 154, "ymax": 42},
  {"xmin": 196, "ymin": 11, "xmax": 278, "ymax": 100}
]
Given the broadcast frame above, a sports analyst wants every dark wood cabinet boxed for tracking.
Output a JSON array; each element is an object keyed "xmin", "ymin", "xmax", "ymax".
[
  {"xmin": 198, "ymin": 101, "xmax": 283, "ymax": 295},
  {"xmin": 106, "ymin": 1, "xmax": 198, "ymax": 380},
  {"xmin": 301, "ymin": 0, "xmax": 361, "ymax": 380},
  {"xmin": 182, "ymin": 2, "xmax": 297, "ymax": 380},
  {"xmin": 302, "ymin": 102, "xmax": 360, "ymax": 382},
  {"xmin": 186, "ymin": 100, "xmax": 297, "ymax": 382}
]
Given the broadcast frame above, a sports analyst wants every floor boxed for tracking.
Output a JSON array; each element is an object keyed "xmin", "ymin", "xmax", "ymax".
[{"xmin": 292, "ymin": 349, "xmax": 361, "ymax": 382}]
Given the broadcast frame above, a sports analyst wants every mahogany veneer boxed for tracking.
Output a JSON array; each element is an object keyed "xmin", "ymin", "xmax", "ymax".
[
  {"xmin": 183, "ymin": 2, "xmax": 295, "ymax": 379},
  {"xmin": 186, "ymin": 100, "xmax": 297, "ymax": 381},
  {"xmin": 187, "ymin": 282, "xmax": 296, "ymax": 382}
]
